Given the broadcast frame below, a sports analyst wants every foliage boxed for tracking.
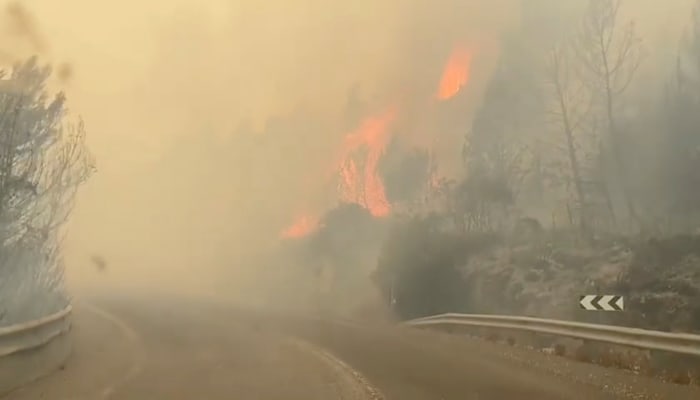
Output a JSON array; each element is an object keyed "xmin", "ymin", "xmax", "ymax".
[
  {"xmin": 370, "ymin": 0, "xmax": 699, "ymax": 320},
  {"xmin": 378, "ymin": 138, "xmax": 431, "ymax": 206},
  {"xmin": 373, "ymin": 215, "xmax": 502, "ymax": 319},
  {"xmin": 308, "ymin": 202, "xmax": 384, "ymax": 268},
  {"xmin": 283, "ymin": 1, "xmax": 700, "ymax": 329},
  {"xmin": 0, "ymin": 57, "xmax": 93, "ymax": 325}
]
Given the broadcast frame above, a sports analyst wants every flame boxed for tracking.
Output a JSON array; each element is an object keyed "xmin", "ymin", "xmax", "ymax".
[
  {"xmin": 281, "ymin": 214, "xmax": 319, "ymax": 238},
  {"xmin": 339, "ymin": 158, "xmax": 359, "ymax": 202},
  {"xmin": 281, "ymin": 42, "xmax": 475, "ymax": 238},
  {"xmin": 336, "ymin": 107, "xmax": 397, "ymax": 217},
  {"xmin": 436, "ymin": 46, "xmax": 471, "ymax": 100},
  {"xmin": 280, "ymin": 108, "xmax": 396, "ymax": 238}
]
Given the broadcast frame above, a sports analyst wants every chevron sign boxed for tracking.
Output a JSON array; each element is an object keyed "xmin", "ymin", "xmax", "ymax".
[{"xmin": 579, "ymin": 295, "xmax": 624, "ymax": 311}]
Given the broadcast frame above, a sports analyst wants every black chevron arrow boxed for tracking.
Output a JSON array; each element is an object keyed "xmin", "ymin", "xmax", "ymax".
[
  {"xmin": 609, "ymin": 295, "xmax": 623, "ymax": 311},
  {"xmin": 580, "ymin": 295, "xmax": 624, "ymax": 311}
]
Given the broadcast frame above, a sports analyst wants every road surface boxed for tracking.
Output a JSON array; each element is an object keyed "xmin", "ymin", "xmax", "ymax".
[{"xmin": 4, "ymin": 292, "xmax": 700, "ymax": 400}]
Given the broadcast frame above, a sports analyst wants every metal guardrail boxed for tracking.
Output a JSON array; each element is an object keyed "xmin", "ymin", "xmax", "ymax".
[
  {"xmin": 405, "ymin": 313, "xmax": 700, "ymax": 357},
  {"xmin": 0, "ymin": 305, "xmax": 72, "ymax": 358}
]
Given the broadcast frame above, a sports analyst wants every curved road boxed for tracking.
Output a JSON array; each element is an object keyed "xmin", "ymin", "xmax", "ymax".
[{"xmin": 5, "ymin": 292, "xmax": 700, "ymax": 400}]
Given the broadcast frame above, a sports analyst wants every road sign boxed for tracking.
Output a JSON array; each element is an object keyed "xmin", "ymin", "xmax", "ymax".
[{"xmin": 579, "ymin": 295, "xmax": 624, "ymax": 311}]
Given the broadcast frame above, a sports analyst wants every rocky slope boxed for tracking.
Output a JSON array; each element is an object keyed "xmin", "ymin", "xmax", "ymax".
[{"xmin": 461, "ymin": 232, "xmax": 700, "ymax": 334}]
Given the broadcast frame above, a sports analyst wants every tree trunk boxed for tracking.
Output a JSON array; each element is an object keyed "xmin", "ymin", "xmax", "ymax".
[
  {"xmin": 602, "ymin": 57, "xmax": 640, "ymax": 230},
  {"xmin": 555, "ymin": 81, "xmax": 590, "ymax": 238}
]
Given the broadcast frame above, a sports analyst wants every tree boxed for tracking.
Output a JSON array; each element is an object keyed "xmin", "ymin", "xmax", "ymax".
[
  {"xmin": 466, "ymin": 1, "xmax": 575, "ymax": 223},
  {"xmin": 373, "ymin": 216, "xmax": 468, "ymax": 319},
  {"xmin": 657, "ymin": 1, "xmax": 700, "ymax": 231},
  {"xmin": 373, "ymin": 214, "xmax": 504, "ymax": 319},
  {"xmin": 450, "ymin": 172, "xmax": 515, "ymax": 233},
  {"xmin": 303, "ymin": 203, "xmax": 386, "ymax": 312},
  {"xmin": 378, "ymin": 138, "xmax": 431, "ymax": 208},
  {"xmin": 574, "ymin": 0, "xmax": 643, "ymax": 226},
  {"xmin": 0, "ymin": 57, "xmax": 93, "ymax": 325},
  {"xmin": 466, "ymin": 38, "xmax": 538, "ymax": 197},
  {"xmin": 545, "ymin": 40, "xmax": 595, "ymax": 235}
]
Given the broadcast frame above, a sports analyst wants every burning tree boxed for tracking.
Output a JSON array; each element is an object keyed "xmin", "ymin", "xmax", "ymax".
[
  {"xmin": 335, "ymin": 107, "xmax": 397, "ymax": 217},
  {"xmin": 0, "ymin": 57, "xmax": 94, "ymax": 325}
]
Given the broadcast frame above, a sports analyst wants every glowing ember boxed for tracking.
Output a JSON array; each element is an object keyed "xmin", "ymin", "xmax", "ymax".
[{"xmin": 436, "ymin": 46, "xmax": 471, "ymax": 100}]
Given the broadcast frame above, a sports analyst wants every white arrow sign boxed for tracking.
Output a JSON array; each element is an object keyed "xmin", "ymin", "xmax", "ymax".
[{"xmin": 579, "ymin": 295, "xmax": 624, "ymax": 311}]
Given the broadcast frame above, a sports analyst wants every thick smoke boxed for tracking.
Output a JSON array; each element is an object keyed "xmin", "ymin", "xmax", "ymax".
[
  {"xmin": 23, "ymin": 0, "xmax": 516, "ymax": 296},
  {"xmin": 4, "ymin": 0, "xmax": 694, "ymax": 307}
]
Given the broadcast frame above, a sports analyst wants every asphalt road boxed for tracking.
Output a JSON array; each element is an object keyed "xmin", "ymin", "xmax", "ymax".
[{"xmin": 4, "ymin": 293, "xmax": 700, "ymax": 400}]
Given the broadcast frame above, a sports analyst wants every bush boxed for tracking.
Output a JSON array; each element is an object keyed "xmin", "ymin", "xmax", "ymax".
[{"xmin": 373, "ymin": 214, "xmax": 502, "ymax": 320}]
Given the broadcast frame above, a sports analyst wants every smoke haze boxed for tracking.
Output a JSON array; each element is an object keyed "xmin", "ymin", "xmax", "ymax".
[{"xmin": 0, "ymin": 0, "xmax": 694, "ymax": 303}]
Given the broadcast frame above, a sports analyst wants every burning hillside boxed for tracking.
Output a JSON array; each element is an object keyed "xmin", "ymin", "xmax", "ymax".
[{"xmin": 281, "ymin": 44, "xmax": 473, "ymax": 239}]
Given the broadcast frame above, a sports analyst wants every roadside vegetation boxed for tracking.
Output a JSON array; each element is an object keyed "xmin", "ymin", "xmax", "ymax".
[
  {"xmin": 0, "ymin": 57, "xmax": 93, "ymax": 326},
  {"xmin": 279, "ymin": 0, "xmax": 700, "ymax": 336}
]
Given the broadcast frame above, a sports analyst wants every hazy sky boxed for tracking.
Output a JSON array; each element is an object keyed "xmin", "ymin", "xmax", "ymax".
[{"xmin": 0, "ymin": 0, "xmax": 695, "ymax": 292}]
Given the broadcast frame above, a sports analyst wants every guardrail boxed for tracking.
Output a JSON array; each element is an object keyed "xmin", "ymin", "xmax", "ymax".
[
  {"xmin": 405, "ymin": 313, "xmax": 700, "ymax": 357},
  {"xmin": 0, "ymin": 305, "xmax": 72, "ymax": 358},
  {"xmin": 0, "ymin": 305, "xmax": 73, "ymax": 396}
]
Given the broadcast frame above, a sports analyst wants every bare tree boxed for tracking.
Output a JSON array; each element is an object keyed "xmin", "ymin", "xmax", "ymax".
[
  {"xmin": 545, "ymin": 40, "xmax": 594, "ymax": 236},
  {"xmin": 0, "ymin": 57, "xmax": 94, "ymax": 325},
  {"xmin": 574, "ymin": 0, "xmax": 643, "ymax": 227},
  {"xmin": 455, "ymin": 136, "xmax": 523, "ymax": 233},
  {"xmin": 655, "ymin": 1, "xmax": 700, "ymax": 232}
]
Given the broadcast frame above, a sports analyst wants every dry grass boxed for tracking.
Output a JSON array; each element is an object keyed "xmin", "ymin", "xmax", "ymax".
[
  {"xmin": 553, "ymin": 343, "xmax": 566, "ymax": 357},
  {"xmin": 485, "ymin": 331, "xmax": 501, "ymax": 342},
  {"xmin": 429, "ymin": 324, "xmax": 699, "ymax": 387},
  {"xmin": 668, "ymin": 371, "xmax": 692, "ymax": 385}
]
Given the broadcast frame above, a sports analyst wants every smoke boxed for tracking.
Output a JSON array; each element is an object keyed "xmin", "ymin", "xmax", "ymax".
[
  {"xmin": 0, "ymin": 2, "xmax": 74, "ymax": 84},
  {"xmin": 10, "ymin": 0, "xmax": 513, "ymax": 299},
  {"xmin": 2, "ymin": 0, "xmax": 691, "ymax": 308},
  {"xmin": 4, "ymin": 2, "xmax": 47, "ymax": 54}
]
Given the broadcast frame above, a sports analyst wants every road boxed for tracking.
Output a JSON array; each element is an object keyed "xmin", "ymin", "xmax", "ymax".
[{"xmin": 4, "ymin": 292, "xmax": 700, "ymax": 400}]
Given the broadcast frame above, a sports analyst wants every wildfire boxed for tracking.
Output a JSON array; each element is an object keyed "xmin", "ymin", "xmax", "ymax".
[
  {"xmin": 280, "ymin": 108, "xmax": 396, "ymax": 238},
  {"xmin": 336, "ymin": 107, "xmax": 397, "ymax": 217},
  {"xmin": 281, "ymin": 43, "xmax": 473, "ymax": 238},
  {"xmin": 281, "ymin": 214, "xmax": 319, "ymax": 239},
  {"xmin": 436, "ymin": 46, "xmax": 471, "ymax": 100}
]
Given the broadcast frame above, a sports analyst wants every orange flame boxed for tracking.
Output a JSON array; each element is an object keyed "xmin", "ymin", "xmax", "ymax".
[
  {"xmin": 436, "ymin": 46, "xmax": 471, "ymax": 100},
  {"xmin": 281, "ymin": 214, "xmax": 319, "ymax": 238},
  {"xmin": 336, "ymin": 107, "xmax": 397, "ymax": 217},
  {"xmin": 280, "ymin": 108, "xmax": 396, "ymax": 238},
  {"xmin": 281, "ymin": 42, "xmax": 475, "ymax": 238}
]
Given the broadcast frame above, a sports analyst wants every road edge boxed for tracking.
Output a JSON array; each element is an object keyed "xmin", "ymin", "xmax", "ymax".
[{"xmin": 0, "ymin": 327, "xmax": 72, "ymax": 397}]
